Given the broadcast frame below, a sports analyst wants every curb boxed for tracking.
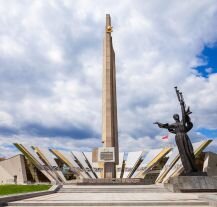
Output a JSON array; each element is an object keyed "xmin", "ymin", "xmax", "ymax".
[{"xmin": 0, "ymin": 185, "xmax": 62, "ymax": 206}]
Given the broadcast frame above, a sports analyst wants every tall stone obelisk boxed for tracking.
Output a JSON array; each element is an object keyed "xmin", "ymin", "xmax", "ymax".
[{"xmin": 102, "ymin": 14, "xmax": 119, "ymax": 178}]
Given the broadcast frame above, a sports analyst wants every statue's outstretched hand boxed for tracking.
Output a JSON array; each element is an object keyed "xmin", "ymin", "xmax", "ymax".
[{"xmin": 154, "ymin": 122, "xmax": 162, "ymax": 128}]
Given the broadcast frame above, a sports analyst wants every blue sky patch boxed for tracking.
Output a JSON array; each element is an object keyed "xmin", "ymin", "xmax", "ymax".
[
  {"xmin": 195, "ymin": 44, "xmax": 217, "ymax": 77},
  {"xmin": 197, "ymin": 128, "xmax": 217, "ymax": 138}
]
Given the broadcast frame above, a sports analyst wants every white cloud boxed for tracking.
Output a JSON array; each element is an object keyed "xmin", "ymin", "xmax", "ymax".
[
  {"xmin": 47, "ymin": 48, "xmax": 64, "ymax": 63},
  {"xmin": 0, "ymin": 0, "xmax": 217, "ymax": 157},
  {"xmin": 0, "ymin": 36, "xmax": 24, "ymax": 56}
]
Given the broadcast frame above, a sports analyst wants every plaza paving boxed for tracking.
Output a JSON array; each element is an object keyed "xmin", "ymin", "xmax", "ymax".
[{"xmin": 7, "ymin": 184, "xmax": 212, "ymax": 207}]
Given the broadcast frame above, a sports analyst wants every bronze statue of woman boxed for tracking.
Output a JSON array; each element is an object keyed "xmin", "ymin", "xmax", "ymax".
[{"xmin": 154, "ymin": 87, "xmax": 198, "ymax": 175}]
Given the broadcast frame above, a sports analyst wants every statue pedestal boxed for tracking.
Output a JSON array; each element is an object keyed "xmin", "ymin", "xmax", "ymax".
[{"xmin": 164, "ymin": 176, "xmax": 217, "ymax": 192}]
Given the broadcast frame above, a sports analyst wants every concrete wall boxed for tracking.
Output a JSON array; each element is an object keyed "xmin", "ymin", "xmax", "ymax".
[
  {"xmin": 203, "ymin": 151, "xmax": 217, "ymax": 176},
  {"xmin": 0, "ymin": 154, "xmax": 27, "ymax": 184}
]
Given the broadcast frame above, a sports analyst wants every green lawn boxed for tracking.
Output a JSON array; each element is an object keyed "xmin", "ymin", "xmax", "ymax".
[{"xmin": 0, "ymin": 185, "xmax": 51, "ymax": 196}]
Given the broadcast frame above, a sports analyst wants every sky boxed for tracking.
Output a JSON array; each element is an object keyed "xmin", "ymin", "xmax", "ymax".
[{"xmin": 0, "ymin": 0, "xmax": 217, "ymax": 157}]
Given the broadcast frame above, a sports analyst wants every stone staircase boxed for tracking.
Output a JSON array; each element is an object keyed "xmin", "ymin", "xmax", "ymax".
[{"xmin": 7, "ymin": 185, "xmax": 210, "ymax": 206}]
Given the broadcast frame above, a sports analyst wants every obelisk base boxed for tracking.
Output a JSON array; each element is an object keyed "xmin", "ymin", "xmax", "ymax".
[{"xmin": 104, "ymin": 162, "xmax": 116, "ymax": 178}]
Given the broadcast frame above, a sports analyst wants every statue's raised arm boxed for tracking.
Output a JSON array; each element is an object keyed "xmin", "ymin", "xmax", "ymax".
[
  {"xmin": 174, "ymin": 86, "xmax": 192, "ymax": 128},
  {"xmin": 154, "ymin": 121, "xmax": 176, "ymax": 134},
  {"xmin": 153, "ymin": 122, "xmax": 169, "ymax": 129}
]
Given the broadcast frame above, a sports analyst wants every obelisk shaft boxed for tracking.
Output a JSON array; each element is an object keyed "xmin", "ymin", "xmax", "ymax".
[{"xmin": 102, "ymin": 14, "xmax": 119, "ymax": 178}]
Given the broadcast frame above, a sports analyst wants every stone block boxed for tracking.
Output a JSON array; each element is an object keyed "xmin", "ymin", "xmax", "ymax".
[{"xmin": 165, "ymin": 176, "xmax": 217, "ymax": 192}]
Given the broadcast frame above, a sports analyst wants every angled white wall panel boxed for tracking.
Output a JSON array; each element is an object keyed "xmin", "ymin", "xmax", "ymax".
[
  {"xmin": 132, "ymin": 148, "xmax": 171, "ymax": 178},
  {"xmin": 23, "ymin": 145, "xmax": 45, "ymax": 166},
  {"xmin": 83, "ymin": 152, "xmax": 99, "ymax": 178},
  {"xmin": 72, "ymin": 151, "xmax": 95, "ymax": 178},
  {"xmin": 155, "ymin": 147, "xmax": 179, "ymax": 183},
  {"xmin": 34, "ymin": 147, "xmax": 58, "ymax": 167},
  {"xmin": 55, "ymin": 150, "xmax": 89, "ymax": 179},
  {"xmin": 132, "ymin": 149, "xmax": 161, "ymax": 178},
  {"xmin": 33, "ymin": 147, "xmax": 67, "ymax": 183},
  {"xmin": 122, "ymin": 151, "xmax": 143, "ymax": 178},
  {"xmin": 139, "ymin": 149, "xmax": 163, "ymax": 167},
  {"xmin": 116, "ymin": 152, "xmax": 124, "ymax": 178}
]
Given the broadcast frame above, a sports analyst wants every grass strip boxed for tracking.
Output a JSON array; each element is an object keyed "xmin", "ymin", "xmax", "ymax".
[{"xmin": 0, "ymin": 185, "xmax": 51, "ymax": 196}]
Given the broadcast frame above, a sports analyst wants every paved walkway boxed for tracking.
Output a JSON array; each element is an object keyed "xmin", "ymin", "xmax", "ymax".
[{"xmin": 7, "ymin": 184, "xmax": 211, "ymax": 207}]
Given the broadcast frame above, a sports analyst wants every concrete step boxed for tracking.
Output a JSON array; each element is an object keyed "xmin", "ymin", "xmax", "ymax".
[
  {"xmin": 7, "ymin": 206, "xmax": 210, "ymax": 207},
  {"xmin": 58, "ymin": 185, "xmax": 168, "ymax": 193},
  {"xmin": 7, "ymin": 200, "xmax": 209, "ymax": 206},
  {"xmin": 58, "ymin": 189, "xmax": 167, "ymax": 193}
]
